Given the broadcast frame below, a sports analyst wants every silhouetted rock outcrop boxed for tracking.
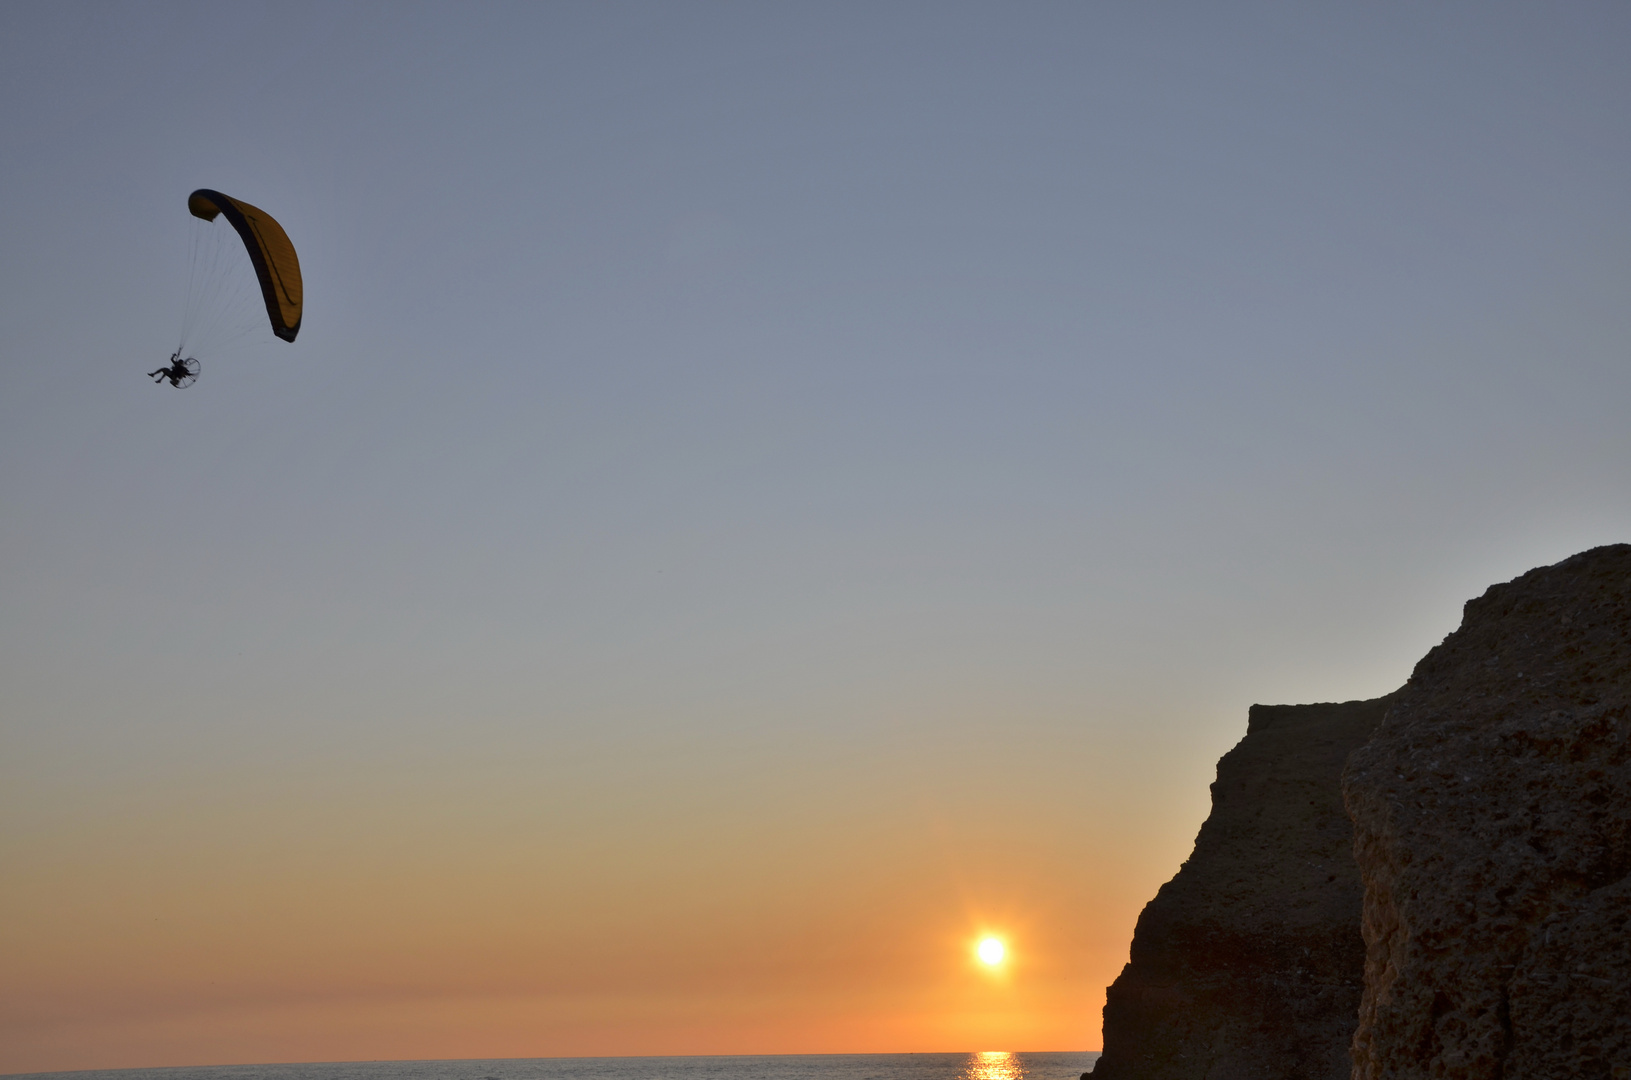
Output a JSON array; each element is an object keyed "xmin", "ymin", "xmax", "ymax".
[
  {"xmin": 1093, "ymin": 548, "xmax": 1631, "ymax": 1078},
  {"xmin": 1092, "ymin": 697, "xmax": 1391, "ymax": 1080},
  {"xmin": 1344, "ymin": 545, "xmax": 1631, "ymax": 1079}
]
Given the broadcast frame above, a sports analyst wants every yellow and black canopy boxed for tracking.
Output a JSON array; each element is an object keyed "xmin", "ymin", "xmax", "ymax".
[{"xmin": 187, "ymin": 189, "xmax": 303, "ymax": 342}]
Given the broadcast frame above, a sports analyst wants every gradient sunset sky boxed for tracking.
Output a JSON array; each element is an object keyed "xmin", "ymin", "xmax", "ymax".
[{"xmin": 5, "ymin": 2, "xmax": 1631, "ymax": 1073}]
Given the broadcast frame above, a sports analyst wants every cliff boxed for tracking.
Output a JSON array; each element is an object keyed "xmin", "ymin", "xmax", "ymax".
[
  {"xmin": 1091, "ymin": 697, "xmax": 1391, "ymax": 1080},
  {"xmin": 1092, "ymin": 547, "xmax": 1631, "ymax": 1079},
  {"xmin": 1344, "ymin": 545, "xmax": 1631, "ymax": 1078}
]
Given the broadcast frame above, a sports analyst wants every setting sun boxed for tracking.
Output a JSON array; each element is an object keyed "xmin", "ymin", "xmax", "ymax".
[{"xmin": 977, "ymin": 937, "xmax": 1005, "ymax": 965}]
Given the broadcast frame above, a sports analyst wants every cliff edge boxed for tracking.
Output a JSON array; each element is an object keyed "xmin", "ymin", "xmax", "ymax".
[
  {"xmin": 1344, "ymin": 545, "xmax": 1631, "ymax": 1079},
  {"xmin": 1092, "ymin": 697, "xmax": 1391, "ymax": 1080}
]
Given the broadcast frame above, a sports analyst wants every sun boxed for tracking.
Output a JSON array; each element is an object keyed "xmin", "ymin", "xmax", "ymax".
[{"xmin": 977, "ymin": 937, "xmax": 1005, "ymax": 965}]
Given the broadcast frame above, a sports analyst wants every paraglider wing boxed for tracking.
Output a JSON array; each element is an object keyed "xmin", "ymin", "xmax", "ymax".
[{"xmin": 187, "ymin": 189, "xmax": 302, "ymax": 342}]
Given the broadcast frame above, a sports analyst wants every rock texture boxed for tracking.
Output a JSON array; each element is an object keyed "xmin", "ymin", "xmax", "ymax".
[
  {"xmin": 1344, "ymin": 545, "xmax": 1631, "ymax": 1079},
  {"xmin": 1092, "ymin": 697, "xmax": 1392, "ymax": 1080}
]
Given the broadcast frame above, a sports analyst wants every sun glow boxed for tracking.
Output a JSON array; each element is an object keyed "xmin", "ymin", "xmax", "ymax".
[
  {"xmin": 977, "ymin": 937, "xmax": 1005, "ymax": 965},
  {"xmin": 969, "ymin": 1052, "xmax": 1021, "ymax": 1080}
]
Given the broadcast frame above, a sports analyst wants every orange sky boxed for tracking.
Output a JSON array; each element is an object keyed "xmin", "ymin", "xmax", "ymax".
[
  {"xmin": 1, "ymin": 698, "xmax": 1205, "ymax": 1072},
  {"xmin": 1, "ymin": 746, "xmax": 1184, "ymax": 1071}
]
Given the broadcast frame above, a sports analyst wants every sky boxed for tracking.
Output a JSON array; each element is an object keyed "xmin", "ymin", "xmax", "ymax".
[{"xmin": 3, "ymin": 0, "xmax": 1631, "ymax": 1072}]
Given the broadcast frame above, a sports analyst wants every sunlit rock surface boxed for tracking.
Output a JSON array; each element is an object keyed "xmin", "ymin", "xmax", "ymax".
[
  {"xmin": 1344, "ymin": 545, "xmax": 1631, "ymax": 1079},
  {"xmin": 1092, "ymin": 697, "xmax": 1391, "ymax": 1080}
]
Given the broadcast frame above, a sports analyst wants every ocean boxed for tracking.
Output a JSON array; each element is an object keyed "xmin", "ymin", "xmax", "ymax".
[{"xmin": 7, "ymin": 1054, "xmax": 1100, "ymax": 1080}]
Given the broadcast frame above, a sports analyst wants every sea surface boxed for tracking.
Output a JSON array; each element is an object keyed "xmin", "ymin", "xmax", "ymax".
[{"xmin": 9, "ymin": 1053, "xmax": 1100, "ymax": 1080}]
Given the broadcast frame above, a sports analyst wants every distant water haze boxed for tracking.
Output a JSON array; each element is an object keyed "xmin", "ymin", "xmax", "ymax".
[
  {"xmin": 5, "ymin": 0, "xmax": 1631, "ymax": 1073},
  {"xmin": 5, "ymin": 1054, "xmax": 1100, "ymax": 1080}
]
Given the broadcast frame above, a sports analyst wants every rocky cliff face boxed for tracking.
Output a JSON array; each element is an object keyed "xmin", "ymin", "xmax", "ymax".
[
  {"xmin": 1343, "ymin": 545, "xmax": 1631, "ymax": 1079},
  {"xmin": 1092, "ymin": 697, "xmax": 1391, "ymax": 1080}
]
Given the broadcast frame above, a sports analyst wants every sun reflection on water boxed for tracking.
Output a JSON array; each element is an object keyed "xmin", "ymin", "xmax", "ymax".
[{"xmin": 962, "ymin": 1051, "xmax": 1025, "ymax": 1080}]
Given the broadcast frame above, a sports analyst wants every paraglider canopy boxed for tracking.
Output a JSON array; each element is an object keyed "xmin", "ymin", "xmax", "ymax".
[{"xmin": 187, "ymin": 189, "xmax": 302, "ymax": 342}]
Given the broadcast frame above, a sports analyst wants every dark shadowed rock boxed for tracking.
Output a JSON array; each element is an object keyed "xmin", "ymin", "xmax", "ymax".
[
  {"xmin": 1344, "ymin": 544, "xmax": 1631, "ymax": 1079},
  {"xmin": 1092, "ymin": 696, "xmax": 1391, "ymax": 1080}
]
